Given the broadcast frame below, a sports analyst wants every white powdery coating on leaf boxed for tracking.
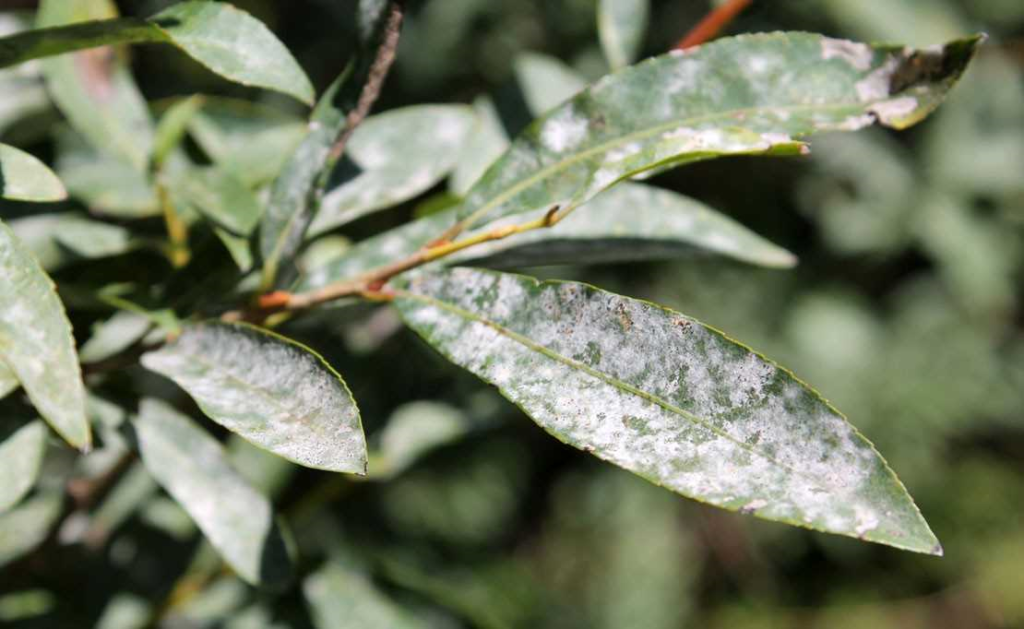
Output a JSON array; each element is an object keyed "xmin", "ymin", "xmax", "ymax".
[
  {"xmin": 870, "ymin": 96, "xmax": 919, "ymax": 124},
  {"xmin": 400, "ymin": 269, "xmax": 928, "ymax": 545},
  {"xmin": 820, "ymin": 38, "xmax": 874, "ymax": 71},
  {"xmin": 855, "ymin": 55, "xmax": 901, "ymax": 102},
  {"xmin": 141, "ymin": 323, "xmax": 365, "ymax": 473},
  {"xmin": 540, "ymin": 105, "xmax": 589, "ymax": 153}
]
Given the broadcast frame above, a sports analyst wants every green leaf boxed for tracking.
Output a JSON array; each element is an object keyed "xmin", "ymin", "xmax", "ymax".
[
  {"xmin": 598, "ymin": 0, "xmax": 650, "ymax": 70},
  {"xmin": 170, "ymin": 166, "xmax": 263, "ymax": 236},
  {"xmin": 260, "ymin": 5, "xmax": 398, "ymax": 288},
  {"xmin": 0, "ymin": 421, "xmax": 47, "ymax": 513},
  {"xmin": 451, "ymin": 182, "xmax": 796, "ymax": 269},
  {"xmin": 0, "ymin": 491, "xmax": 63, "ymax": 568},
  {"xmin": 0, "ymin": 364, "xmax": 17, "ymax": 399},
  {"xmin": 153, "ymin": 94, "xmax": 205, "ymax": 168},
  {"xmin": 515, "ymin": 52, "xmax": 588, "ymax": 117},
  {"xmin": 370, "ymin": 401, "xmax": 470, "ymax": 479},
  {"xmin": 134, "ymin": 398, "xmax": 293, "ymax": 586},
  {"xmin": 3, "ymin": 2, "xmax": 314, "ymax": 105},
  {"xmin": 394, "ymin": 268, "xmax": 941, "ymax": 554},
  {"xmin": 185, "ymin": 98, "xmax": 306, "ymax": 188},
  {"xmin": 38, "ymin": 0, "xmax": 155, "ymax": 172},
  {"xmin": 450, "ymin": 96, "xmax": 509, "ymax": 197},
  {"xmin": 0, "ymin": 219, "xmax": 91, "ymax": 449},
  {"xmin": 8, "ymin": 213, "xmax": 137, "ymax": 272},
  {"xmin": 304, "ymin": 561, "xmax": 429, "ymax": 629},
  {"xmin": 0, "ymin": 143, "xmax": 66, "ymax": 202},
  {"xmin": 55, "ymin": 128, "xmax": 159, "ymax": 218},
  {"xmin": 460, "ymin": 33, "xmax": 982, "ymax": 229},
  {"xmin": 140, "ymin": 322, "xmax": 366, "ymax": 474},
  {"xmin": 308, "ymin": 105, "xmax": 476, "ymax": 236},
  {"xmin": 79, "ymin": 310, "xmax": 151, "ymax": 364}
]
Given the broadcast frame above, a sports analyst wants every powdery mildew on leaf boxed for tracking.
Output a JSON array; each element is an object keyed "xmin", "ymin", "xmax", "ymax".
[
  {"xmin": 0, "ymin": 220, "xmax": 90, "ymax": 449},
  {"xmin": 458, "ymin": 32, "xmax": 981, "ymax": 229},
  {"xmin": 395, "ymin": 268, "xmax": 941, "ymax": 554},
  {"xmin": 135, "ymin": 399, "xmax": 291, "ymax": 586},
  {"xmin": 140, "ymin": 322, "xmax": 366, "ymax": 473}
]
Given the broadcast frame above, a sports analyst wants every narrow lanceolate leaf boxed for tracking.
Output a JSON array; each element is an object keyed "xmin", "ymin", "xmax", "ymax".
[
  {"xmin": 598, "ymin": 0, "xmax": 650, "ymax": 70},
  {"xmin": 515, "ymin": 52, "xmax": 588, "ymax": 117},
  {"xmin": 450, "ymin": 96, "xmax": 510, "ymax": 197},
  {"xmin": 38, "ymin": 0, "xmax": 154, "ymax": 172},
  {"xmin": 460, "ymin": 33, "xmax": 982, "ymax": 229},
  {"xmin": 394, "ymin": 268, "xmax": 941, "ymax": 554},
  {"xmin": 0, "ymin": 220, "xmax": 90, "ymax": 450},
  {"xmin": 308, "ymin": 105, "xmax": 475, "ymax": 235},
  {"xmin": 451, "ymin": 182, "xmax": 796, "ymax": 269},
  {"xmin": 169, "ymin": 166, "xmax": 263, "ymax": 236},
  {"xmin": 3, "ymin": 2, "xmax": 314, "ymax": 105},
  {"xmin": 140, "ymin": 322, "xmax": 366, "ymax": 473},
  {"xmin": 304, "ymin": 562, "xmax": 428, "ymax": 629},
  {"xmin": 0, "ymin": 421, "xmax": 48, "ymax": 513},
  {"xmin": 10, "ymin": 213, "xmax": 135, "ymax": 272},
  {"xmin": 260, "ymin": 4, "xmax": 398, "ymax": 288},
  {"xmin": 79, "ymin": 310, "xmax": 151, "ymax": 364},
  {"xmin": 0, "ymin": 491, "xmax": 63, "ymax": 568},
  {"xmin": 134, "ymin": 399, "xmax": 292, "ymax": 586},
  {"xmin": 55, "ymin": 130, "xmax": 158, "ymax": 218},
  {"xmin": 0, "ymin": 143, "xmax": 66, "ymax": 202},
  {"xmin": 153, "ymin": 95, "xmax": 206, "ymax": 167}
]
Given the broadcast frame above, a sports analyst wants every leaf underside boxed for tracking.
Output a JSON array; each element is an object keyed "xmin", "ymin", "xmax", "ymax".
[{"xmin": 395, "ymin": 267, "xmax": 941, "ymax": 554}]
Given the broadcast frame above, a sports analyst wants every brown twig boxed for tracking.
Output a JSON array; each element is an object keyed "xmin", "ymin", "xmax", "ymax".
[{"xmin": 675, "ymin": 0, "xmax": 753, "ymax": 50}]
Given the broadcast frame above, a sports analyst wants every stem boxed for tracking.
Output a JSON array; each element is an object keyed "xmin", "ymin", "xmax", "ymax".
[
  {"xmin": 157, "ymin": 183, "xmax": 190, "ymax": 268},
  {"xmin": 675, "ymin": 0, "xmax": 753, "ymax": 50}
]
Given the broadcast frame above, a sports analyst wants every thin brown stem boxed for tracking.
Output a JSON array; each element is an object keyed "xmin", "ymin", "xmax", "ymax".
[{"xmin": 674, "ymin": 0, "xmax": 752, "ymax": 51}]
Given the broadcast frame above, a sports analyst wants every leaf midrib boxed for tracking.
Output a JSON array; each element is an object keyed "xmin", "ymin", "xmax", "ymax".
[{"xmin": 397, "ymin": 288, "xmax": 839, "ymax": 494}]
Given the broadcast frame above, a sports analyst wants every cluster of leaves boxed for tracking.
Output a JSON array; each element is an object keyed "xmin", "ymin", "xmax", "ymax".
[{"xmin": 1, "ymin": 0, "xmax": 1012, "ymax": 626}]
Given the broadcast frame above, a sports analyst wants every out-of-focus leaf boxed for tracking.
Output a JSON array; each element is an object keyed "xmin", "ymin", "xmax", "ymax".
[
  {"xmin": 55, "ymin": 130, "xmax": 158, "ymax": 217},
  {"xmin": 598, "ymin": 0, "xmax": 649, "ymax": 70},
  {"xmin": 515, "ymin": 52, "xmax": 588, "ymax": 117},
  {"xmin": 186, "ymin": 98, "xmax": 305, "ymax": 187},
  {"xmin": 79, "ymin": 310, "xmax": 151, "ymax": 364},
  {"xmin": 0, "ymin": 14, "xmax": 50, "ymax": 137},
  {"xmin": 4, "ymin": 2, "xmax": 315, "ymax": 105},
  {"xmin": 83, "ymin": 462, "xmax": 158, "ymax": 545},
  {"xmin": 0, "ymin": 219, "xmax": 90, "ymax": 449},
  {"xmin": 134, "ymin": 398, "xmax": 293, "ymax": 587},
  {"xmin": 459, "ymin": 33, "xmax": 982, "ymax": 229},
  {"xmin": 395, "ymin": 267, "xmax": 941, "ymax": 554},
  {"xmin": 170, "ymin": 166, "xmax": 262, "ymax": 235},
  {"xmin": 55, "ymin": 215, "xmax": 136, "ymax": 259},
  {"xmin": 153, "ymin": 94, "xmax": 205, "ymax": 167},
  {"xmin": 0, "ymin": 589, "xmax": 56, "ymax": 623},
  {"xmin": 140, "ymin": 322, "xmax": 367, "ymax": 474},
  {"xmin": 452, "ymin": 183, "xmax": 796, "ymax": 268},
  {"xmin": 215, "ymin": 226, "xmax": 254, "ymax": 272},
  {"xmin": 450, "ymin": 96, "xmax": 509, "ymax": 197},
  {"xmin": 227, "ymin": 436, "xmax": 297, "ymax": 498},
  {"xmin": 0, "ymin": 421, "xmax": 47, "ymax": 513},
  {"xmin": 817, "ymin": 0, "xmax": 969, "ymax": 48},
  {"xmin": 37, "ymin": 0, "xmax": 154, "ymax": 172},
  {"xmin": 94, "ymin": 593, "xmax": 150, "ymax": 629},
  {"xmin": 260, "ymin": 4, "xmax": 398, "ymax": 288},
  {"xmin": 307, "ymin": 105, "xmax": 475, "ymax": 236},
  {"xmin": 0, "ymin": 364, "xmax": 17, "ymax": 399},
  {"xmin": 0, "ymin": 491, "xmax": 63, "ymax": 568},
  {"xmin": 304, "ymin": 560, "xmax": 429, "ymax": 629},
  {"xmin": 370, "ymin": 401, "xmax": 470, "ymax": 479},
  {"xmin": 0, "ymin": 143, "xmax": 65, "ymax": 202}
]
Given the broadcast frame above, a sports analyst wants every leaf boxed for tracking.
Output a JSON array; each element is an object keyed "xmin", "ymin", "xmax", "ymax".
[
  {"xmin": 0, "ymin": 143, "xmax": 66, "ymax": 202},
  {"xmin": 0, "ymin": 421, "xmax": 47, "ymax": 513},
  {"xmin": 170, "ymin": 166, "xmax": 263, "ymax": 236},
  {"xmin": 451, "ymin": 182, "xmax": 796, "ymax": 269},
  {"xmin": 304, "ymin": 561, "xmax": 429, "ymax": 629},
  {"xmin": 598, "ymin": 0, "xmax": 650, "ymax": 70},
  {"xmin": 79, "ymin": 310, "xmax": 151, "ymax": 364},
  {"xmin": 0, "ymin": 491, "xmax": 63, "ymax": 568},
  {"xmin": 140, "ymin": 322, "xmax": 366, "ymax": 473},
  {"xmin": 134, "ymin": 398, "xmax": 293, "ymax": 586},
  {"xmin": 3, "ymin": 2, "xmax": 314, "ymax": 105},
  {"xmin": 147, "ymin": 2, "xmax": 314, "ymax": 105},
  {"xmin": 153, "ymin": 94, "xmax": 205, "ymax": 167},
  {"xmin": 449, "ymin": 96, "xmax": 509, "ymax": 197},
  {"xmin": 186, "ymin": 98, "xmax": 306, "ymax": 187},
  {"xmin": 54, "ymin": 215, "xmax": 137, "ymax": 260},
  {"xmin": 394, "ymin": 267, "xmax": 941, "ymax": 554},
  {"xmin": 0, "ymin": 364, "xmax": 17, "ymax": 399},
  {"xmin": 308, "ymin": 105, "xmax": 476, "ymax": 236},
  {"xmin": 459, "ymin": 33, "xmax": 982, "ymax": 229},
  {"xmin": 37, "ymin": 0, "xmax": 155, "ymax": 172},
  {"xmin": 515, "ymin": 52, "xmax": 589, "ymax": 117},
  {"xmin": 370, "ymin": 401, "xmax": 470, "ymax": 479},
  {"xmin": 260, "ymin": 4, "xmax": 398, "ymax": 288},
  {"xmin": 55, "ymin": 128, "xmax": 158, "ymax": 218},
  {"xmin": 0, "ymin": 219, "xmax": 91, "ymax": 449}
]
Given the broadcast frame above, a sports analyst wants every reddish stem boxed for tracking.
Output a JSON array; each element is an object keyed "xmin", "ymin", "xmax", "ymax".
[{"xmin": 675, "ymin": 0, "xmax": 753, "ymax": 50}]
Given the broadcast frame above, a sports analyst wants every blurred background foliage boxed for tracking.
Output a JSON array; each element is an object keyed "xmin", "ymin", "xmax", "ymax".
[{"xmin": 1, "ymin": 0, "xmax": 1022, "ymax": 627}]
